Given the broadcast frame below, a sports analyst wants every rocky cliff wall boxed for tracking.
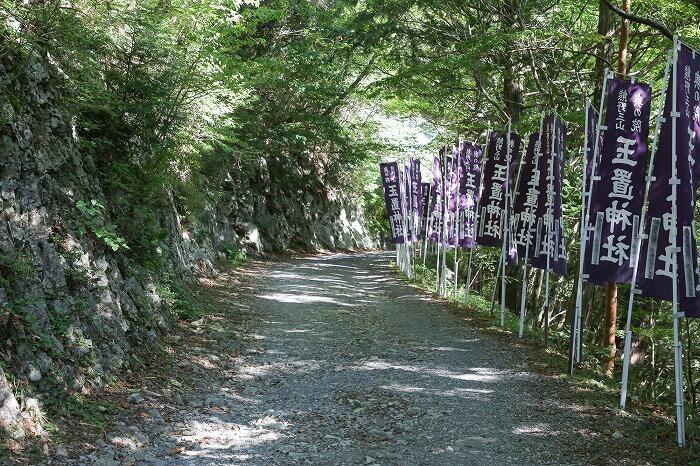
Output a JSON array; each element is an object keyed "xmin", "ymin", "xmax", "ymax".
[{"xmin": 0, "ymin": 53, "xmax": 372, "ymax": 439}]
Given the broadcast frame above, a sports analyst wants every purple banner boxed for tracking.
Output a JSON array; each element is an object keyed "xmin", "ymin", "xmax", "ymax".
[
  {"xmin": 583, "ymin": 77, "xmax": 652, "ymax": 284},
  {"xmin": 532, "ymin": 114, "xmax": 567, "ymax": 275},
  {"xmin": 420, "ymin": 181, "xmax": 431, "ymax": 236},
  {"xmin": 512, "ymin": 133, "xmax": 542, "ymax": 258},
  {"xmin": 458, "ymin": 141, "xmax": 483, "ymax": 248},
  {"xmin": 476, "ymin": 131, "xmax": 521, "ymax": 248},
  {"xmin": 402, "ymin": 164, "xmax": 411, "ymax": 241},
  {"xmin": 410, "ymin": 158, "xmax": 422, "ymax": 241},
  {"xmin": 380, "ymin": 161, "xmax": 405, "ymax": 244},
  {"xmin": 427, "ymin": 155, "xmax": 444, "ymax": 242},
  {"xmin": 637, "ymin": 43, "xmax": 700, "ymax": 316},
  {"xmin": 447, "ymin": 148, "xmax": 460, "ymax": 213},
  {"xmin": 444, "ymin": 149, "xmax": 460, "ymax": 247}
]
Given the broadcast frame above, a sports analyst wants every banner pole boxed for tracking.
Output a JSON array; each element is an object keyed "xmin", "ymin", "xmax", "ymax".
[
  {"xmin": 402, "ymin": 161, "xmax": 407, "ymax": 275},
  {"xmin": 403, "ymin": 160, "xmax": 408, "ymax": 277},
  {"xmin": 436, "ymin": 238, "xmax": 441, "ymax": 293},
  {"xmin": 408, "ymin": 159, "xmax": 412, "ymax": 278},
  {"xmin": 518, "ymin": 243, "xmax": 530, "ymax": 338},
  {"xmin": 581, "ymin": 71, "xmax": 613, "ymax": 359},
  {"xmin": 510, "ymin": 125, "xmax": 525, "ymax": 333},
  {"xmin": 465, "ymin": 248, "xmax": 473, "ymax": 305},
  {"xmin": 412, "ymin": 160, "xmax": 417, "ymax": 279},
  {"xmin": 453, "ymin": 250, "xmax": 459, "ymax": 298},
  {"xmin": 436, "ymin": 156, "xmax": 443, "ymax": 293},
  {"xmin": 406, "ymin": 157, "xmax": 409, "ymax": 275},
  {"xmin": 439, "ymin": 150, "xmax": 443, "ymax": 294},
  {"xmin": 443, "ymin": 145, "xmax": 451, "ymax": 297},
  {"xmin": 569, "ymin": 143, "xmax": 587, "ymax": 373},
  {"xmin": 619, "ymin": 51, "xmax": 673, "ymax": 406},
  {"xmin": 467, "ymin": 132, "xmax": 488, "ymax": 304},
  {"xmin": 454, "ymin": 143, "xmax": 462, "ymax": 298},
  {"xmin": 519, "ymin": 114, "xmax": 546, "ymax": 338},
  {"xmin": 668, "ymin": 36, "xmax": 686, "ymax": 448},
  {"xmin": 399, "ymin": 162, "xmax": 406, "ymax": 275},
  {"xmin": 436, "ymin": 148, "xmax": 446, "ymax": 294},
  {"xmin": 571, "ymin": 98, "xmax": 595, "ymax": 369},
  {"xmin": 439, "ymin": 147, "xmax": 445, "ymax": 295},
  {"xmin": 569, "ymin": 94, "xmax": 602, "ymax": 373},
  {"xmin": 499, "ymin": 119, "xmax": 513, "ymax": 326},
  {"xmin": 490, "ymin": 244, "xmax": 503, "ymax": 317},
  {"xmin": 543, "ymin": 112, "xmax": 558, "ymax": 346},
  {"xmin": 423, "ymin": 182, "xmax": 433, "ymax": 283}
]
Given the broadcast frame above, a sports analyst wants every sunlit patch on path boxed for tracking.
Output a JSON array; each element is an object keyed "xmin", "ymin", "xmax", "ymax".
[{"xmin": 59, "ymin": 252, "xmax": 666, "ymax": 465}]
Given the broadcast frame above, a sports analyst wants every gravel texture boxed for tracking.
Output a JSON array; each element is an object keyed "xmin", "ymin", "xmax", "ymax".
[{"xmin": 49, "ymin": 252, "xmax": 674, "ymax": 465}]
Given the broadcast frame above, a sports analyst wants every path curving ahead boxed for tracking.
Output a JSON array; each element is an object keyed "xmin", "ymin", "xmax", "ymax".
[{"xmin": 62, "ymin": 252, "xmax": 669, "ymax": 465}]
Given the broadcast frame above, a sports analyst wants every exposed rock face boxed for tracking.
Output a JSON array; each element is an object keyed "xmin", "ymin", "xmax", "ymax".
[
  {"xmin": 0, "ymin": 368, "xmax": 24, "ymax": 439},
  {"xmin": 0, "ymin": 52, "xmax": 372, "ymax": 437}
]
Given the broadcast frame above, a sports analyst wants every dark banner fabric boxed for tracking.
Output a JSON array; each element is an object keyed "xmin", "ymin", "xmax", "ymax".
[
  {"xmin": 380, "ymin": 161, "xmax": 405, "ymax": 244},
  {"xmin": 583, "ymin": 77, "xmax": 652, "ymax": 284},
  {"xmin": 532, "ymin": 114, "xmax": 568, "ymax": 275},
  {"xmin": 512, "ymin": 133, "xmax": 542, "ymax": 259},
  {"xmin": 458, "ymin": 141, "xmax": 483, "ymax": 249},
  {"xmin": 476, "ymin": 131, "xmax": 521, "ymax": 248},
  {"xmin": 427, "ymin": 155, "xmax": 444, "ymax": 242},
  {"xmin": 637, "ymin": 44, "xmax": 700, "ymax": 316},
  {"xmin": 409, "ymin": 158, "xmax": 422, "ymax": 241}
]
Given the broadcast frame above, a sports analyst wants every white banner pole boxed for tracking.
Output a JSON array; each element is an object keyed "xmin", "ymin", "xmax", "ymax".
[
  {"xmin": 423, "ymin": 181, "xmax": 433, "ymax": 281},
  {"xmin": 500, "ymin": 119, "xmax": 513, "ymax": 327},
  {"xmin": 490, "ymin": 243, "xmax": 503, "ymax": 316},
  {"xmin": 620, "ymin": 51, "xmax": 673, "ymax": 407},
  {"xmin": 510, "ymin": 125, "xmax": 525, "ymax": 329},
  {"xmin": 668, "ymin": 36, "xmax": 686, "ymax": 448},
  {"xmin": 465, "ymin": 248, "xmax": 473, "ymax": 304},
  {"xmin": 453, "ymin": 142, "xmax": 462, "ymax": 297},
  {"xmin": 570, "ymin": 89, "xmax": 605, "ymax": 372},
  {"xmin": 440, "ymin": 146, "xmax": 449, "ymax": 296},
  {"xmin": 542, "ymin": 112, "xmax": 558, "ymax": 345},
  {"xmin": 402, "ymin": 160, "xmax": 407, "ymax": 276},
  {"xmin": 400, "ymin": 160, "xmax": 405, "ymax": 271},
  {"xmin": 519, "ymin": 113, "xmax": 546, "ymax": 338},
  {"xmin": 436, "ymin": 153, "xmax": 443, "ymax": 294},
  {"xmin": 466, "ymin": 132, "xmax": 489, "ymax": 305},
  {"xmin": 570, "ymin": 97, "xmax": 595, "ymax": 370}
]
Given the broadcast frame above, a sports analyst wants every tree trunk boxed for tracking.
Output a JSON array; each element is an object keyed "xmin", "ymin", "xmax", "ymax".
[
  {"xmin": 594, "ymin": 0, "xmax": 616, "ymax": 107},
  {"xmin": 602, "ymin": 0, "xmax": 630, "ymax": 378},
  {"xmin": 501, "ymin": 0, "xmax": 524, "ymax": 314}
]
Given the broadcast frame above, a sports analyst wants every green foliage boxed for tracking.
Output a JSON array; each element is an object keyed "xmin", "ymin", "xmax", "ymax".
[
  {"xmin": 6, "ymin": 0, "xmax": 700, "ymax": 435},
  {"xmin": 1, "ymin": 298, "xmax": 62, "ymax": 358},
  {"xmin": 219, "ymin": 242, "xmax": 247, "ymax": 267},
  {"xmin": 0, "ymin": 252, "xmax": 32, "ymax": 291},
  {"xmin": 76, "ymin": 200, "xmax": 129, "ymax": 252},
  {"xmin": 40, "ymin": 377, "xmax": 117, "ymax": 432},
  {"xmin": 2, "ymin": 0, "xmax": 389, "ymax": 267},
  {"xmin": 155, "ymin": 279, "xmax": 204, "ymax": 322},
  {"xmin": 47, "ymin": 304, "xmax": 72, "ymax": 338}
]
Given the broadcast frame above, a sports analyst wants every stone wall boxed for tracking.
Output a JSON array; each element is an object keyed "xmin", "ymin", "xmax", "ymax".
[{"xmin": 0, "ymin": 52, "xmax": 372, "ymax": 438}]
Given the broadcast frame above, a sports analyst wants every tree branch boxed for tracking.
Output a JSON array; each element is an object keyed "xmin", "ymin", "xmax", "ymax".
[{"xmin": 601, "ymin": 0, "xmax": 673, "ymax": 40}]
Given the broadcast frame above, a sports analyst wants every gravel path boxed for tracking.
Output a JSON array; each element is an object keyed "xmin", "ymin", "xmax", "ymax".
[{"xmin": 56, "ymin": 252, "xmax": 670, "ymax": 465}]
